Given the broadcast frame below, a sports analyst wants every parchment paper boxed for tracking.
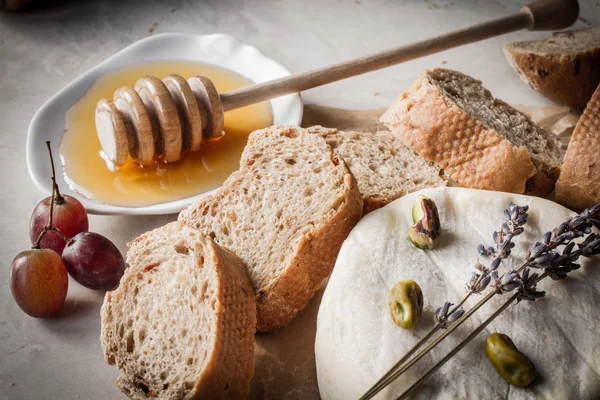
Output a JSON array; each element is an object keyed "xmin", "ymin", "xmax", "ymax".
[{"xmin": 247, "ymin": 104, "xmax": 581, "ymax": 400}]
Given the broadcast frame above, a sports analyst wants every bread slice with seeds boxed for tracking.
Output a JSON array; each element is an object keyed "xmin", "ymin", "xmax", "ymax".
[
  {"xmin": 504, "ymin": 27, "xmax": 600, "ymax": 110},
  {"xmin": 179, "ymin": 125, "xmax": 363, "ymax": 332},
  {"xmin": 100, "ymin": 222, "xmax": 256, "ymax": 399},
  {"xmin": 380, "ymin": 68, "xmax": 564, "ymax": 196},
  {"xmin": 307, "ymin": 125, "xmax": 446, "ymax": 214}
]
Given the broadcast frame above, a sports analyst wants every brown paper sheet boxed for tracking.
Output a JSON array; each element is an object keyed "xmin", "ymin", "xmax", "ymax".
[{"xmin": 248, "ymin": 104, "xmax": 581, "ymax": 400}]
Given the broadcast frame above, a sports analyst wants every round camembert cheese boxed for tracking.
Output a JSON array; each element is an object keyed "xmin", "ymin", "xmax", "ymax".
[{"xmin": 316, "ymin": 187, "xmax": 600, "ymax": 399}]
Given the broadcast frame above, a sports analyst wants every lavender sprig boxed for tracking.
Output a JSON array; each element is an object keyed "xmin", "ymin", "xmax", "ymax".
[
  {"xmin": 437, "ymin": 202, "xmax": 529, "ymax": 332},
  {"xmin": 470, "ymin": 202, "xmax": 528, "ymax": 294}
]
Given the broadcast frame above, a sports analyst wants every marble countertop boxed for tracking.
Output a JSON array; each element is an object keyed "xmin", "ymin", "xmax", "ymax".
[{"xmin": 1, "ymin": 1, "xmax": 598, "ymax": 399}]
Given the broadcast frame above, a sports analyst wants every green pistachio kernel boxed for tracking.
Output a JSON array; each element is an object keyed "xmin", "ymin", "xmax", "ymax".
[
  {"xmin": 388, "ymin": 280, "xmax": 424, "ymax": 329},
  {"xmin": 486, "ymin": 333, "xmax": 537, "ymax": 387},
  {"xmin": 408, "ymin": 195, "xmax": 441, "ymax": 250}
]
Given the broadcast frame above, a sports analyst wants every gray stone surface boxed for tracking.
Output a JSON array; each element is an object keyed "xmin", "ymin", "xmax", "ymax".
[{"xmin": 0, "ymin": 1, "xmax": 598, "ymax": 399}]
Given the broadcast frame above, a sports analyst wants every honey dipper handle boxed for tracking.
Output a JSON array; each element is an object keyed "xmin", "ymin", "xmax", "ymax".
[{"xmin": 219, "ymin": 0, "xmax": 578, "ymax": 112}]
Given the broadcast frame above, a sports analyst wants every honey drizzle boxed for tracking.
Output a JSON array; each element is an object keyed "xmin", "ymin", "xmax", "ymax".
[{"xmin": 60, "ymin": 61, "xmax": 273, "ymax": 207}]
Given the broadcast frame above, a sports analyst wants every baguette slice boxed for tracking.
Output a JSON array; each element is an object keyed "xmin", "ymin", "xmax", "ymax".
[
  {"xmin": 504, "ymin": 27, "xmax": 600, "ymax": 110},
  {"xmin": 100, "ymin": 222, "xmax": 256, "ymax": 399},
  {"xmin": 555, "ymin": 83, "xmax": 600, "ymax": 211},
  {"xmin": 380, "ymin": 68, "xmax": 564, "ymax": 196},
  {"xmin": 307, "ymin": 125, "xmax": 446, "ymax": 214},
  {"xmin": 179, "ymin": 125, "xmax": 363, "ymax": 332}
]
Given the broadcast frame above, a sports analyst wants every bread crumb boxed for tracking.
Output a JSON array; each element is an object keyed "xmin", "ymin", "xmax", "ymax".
[
  {"xmin": 148, "ymin": 22, "xmax": 159, "ymax": 33},
  {"xmin": 578, "ymin": 17, "xmax": 590, "ymax": 25},
  {"xmin": 441, "ymin": 60, "xmax": 447, "ymax": 65},
  {"xmin": 355, "ymin": 0, "xmax": 361, "ymax": 3},
  {"xmin": 373, "ymin": 92, "xmax": 380, "ymax": 97}
]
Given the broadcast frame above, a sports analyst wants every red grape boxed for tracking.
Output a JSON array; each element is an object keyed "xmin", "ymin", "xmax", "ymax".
[
  {"xmin": 10, "ymin": 249, "xmax": 68, "ymax": 318},
  {"xmin": 29, "ymin": 194, "xmax": 89, "ymax": 255},
  {"xmin": 62, "ymin": 232, "xmax": 126, "ymax": 290}
]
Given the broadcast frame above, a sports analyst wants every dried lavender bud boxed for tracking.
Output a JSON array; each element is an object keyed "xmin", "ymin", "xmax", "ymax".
[
  {"xmin": 563, "ymin": 242, "xmax": 575, "ymax": 255},
  {"xmin": 493, "ymin": 231, "xmax": 502, "ymax": 245},
  {"xmin": 467, "ymin": 272, "xmax": 491, "ymax": 293},
  {"xmin": 435, "ymin": 301, "xmax": 464, "ymax": 329},
  {"xmin": 466, "ymin": 273, "xmax": 479, "ymax": 291},
  {"xmin": 477, "ymin": 244, "xmax": 486, "ymax": 256},
  {"xmin": 516, "ymin": 214, "xmax": 527, "ymax": 226},
  {"xmin": 528, "ymin": 242, "xmax": 548, "ymax": 260},
  {"xmin": 447, "ymin": 308, "xmax": 465, "ymax": 324},
  {"xmin": 510, "ymin": 207, "xmax": 519, "ymax": 221},
  {"xmin": 490, "ymin": 257, "xmax": 502, "ymax": 271},
  {"xmin": 542, "ymin": 232, "xmax": 552, "ymax": 245},
  {"xmin": 568, "ymin": 216, "xmax": 585, "ymax": 229},
  {"xmin": 554, "ymin": 231, "xmax": 580, "ymax": 245},
  {"xmin": 558, "ymin": 221, "xmax": 569, "ymax": 235},
  {"xmin": 530, "ymin": 252, "xmax": 556, "ymax": 268},
  {"xmin": 501, "ymin": 271, "xmax": 523, "ymax": 292},
  {"xmin": 435, "ymin": 302, "xmax": 452, "ymax": 324},
  {"xmin": 578, "ymin": 233, "xmax": 598, "ymax": 248},
  {"xmin": 475, "ymin": 274, "xmax": 492, "ymax": 293},
  {"xmin": 579, "ymin": 233, "xmax": 600, "ymax": 257},
  {"xmin": 492, "ymin": 270, "xmax": 522, "ymax": 293}
]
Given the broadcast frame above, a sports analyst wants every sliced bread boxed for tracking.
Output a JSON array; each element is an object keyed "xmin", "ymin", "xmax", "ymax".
[
  {"xmin": 179, "ymin": 125, "xmax": 363, "ymax": 332},
  {"xmin": 307, "ymin": 125, "xmax": 446, "ymax": 214},
  {"xmin": 504, "ymin": 27, "xmax": 600, "ymax": 110},
  {"xmin": 555, "ymin": 83, "xmax": 600, "ymax": 211},
  {"xmin": 100, "ymin": 222, "xmax": 256, "ymax": 399},
  {"xmin": 380, "ymin": 68, "xmax": 564, "ymax": 196}
]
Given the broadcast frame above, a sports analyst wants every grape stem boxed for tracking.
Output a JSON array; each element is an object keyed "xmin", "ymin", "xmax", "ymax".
[
  {"xmin": 32, "ymin": 142, "xmax": 73, "ymax": 249},
  {"xmin": 47, "ymin": 141, "xmax": 64, "ymax": 204}
]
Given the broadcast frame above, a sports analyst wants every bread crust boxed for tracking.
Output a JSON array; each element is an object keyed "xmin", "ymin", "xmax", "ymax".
[
  {"xmin": 380, "ymin": 72, "xmax": 543, "ymax": 195},
  {"xmin": 504, "ymin": 44, "xmax": 600, "ymax": 110},
  {"xmin": 555, "ymin": 83, "xmax": 600, "ymax": 211},
  {"xmin": 192, "ymin": 238, "xmax": 256, "ymax": 399},
  {"xmin": 101, "ymin": 222, "xmax": 256, "ymax": 399}
]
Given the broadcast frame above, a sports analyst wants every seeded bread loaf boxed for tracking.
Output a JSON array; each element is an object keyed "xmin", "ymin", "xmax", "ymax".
[
  {"xmin": 504, "ymin": 27, "xmax": 600, "ymax": 110},
  {"xmin": 100, "ymin": 222, "xmax": 256, "ymax": 399},
  {"xmin": 380, "ymin": 68, "xmax": 564, "ymax": 196},
  {"xmin": 307, "ymin": 126, "xmax": 446, "ymax": 214},
  {"xmin": 179, "ymin": 125, "xmax": 363, "ymax": 332},
  {"xmin": 555, "ymin": 83, "xmax": 600, "ymax": 211}
]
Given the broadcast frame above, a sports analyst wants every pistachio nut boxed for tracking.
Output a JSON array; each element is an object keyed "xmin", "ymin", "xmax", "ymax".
[
  {"xmin": 408, "ymin": 195, "xmax": 441, "ymax": 249},
  {"xmin": 485, "ymin": 333, "xmax": 537, "ymax": 387},
  {"xmin": 388, "ymin": 280, "xmax": 424, "ymax": 329}
]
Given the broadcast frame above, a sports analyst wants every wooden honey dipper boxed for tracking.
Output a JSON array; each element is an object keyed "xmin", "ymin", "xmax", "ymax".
[{"xmin": 96, "ymin": 0, "xmax": 578, "ymax": 166}]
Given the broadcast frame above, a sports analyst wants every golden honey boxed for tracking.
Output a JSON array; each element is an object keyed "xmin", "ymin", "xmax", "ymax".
[{"xmin": 60, "ymin": 61, "xmax": 273, "ymax": 207}]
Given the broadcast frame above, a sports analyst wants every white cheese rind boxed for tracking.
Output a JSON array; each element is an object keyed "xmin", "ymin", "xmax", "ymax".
[{"xmin": 316, "ymin": 187, "xmax": 600, "ymax": 400}]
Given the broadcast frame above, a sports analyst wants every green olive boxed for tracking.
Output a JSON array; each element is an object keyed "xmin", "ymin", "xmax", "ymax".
[
  {"xmin": 485, "ymin": 333, "xmax": 537, "ymax": 387},
  {"xmin": 388, "ymin": 280, "xmax": 423, "ymax": 329}
]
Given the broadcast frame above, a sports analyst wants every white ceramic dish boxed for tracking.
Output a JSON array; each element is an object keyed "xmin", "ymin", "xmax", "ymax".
[{"xmin": 26, "ymin": 33, "xmax": 303, "ymax": 215}]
